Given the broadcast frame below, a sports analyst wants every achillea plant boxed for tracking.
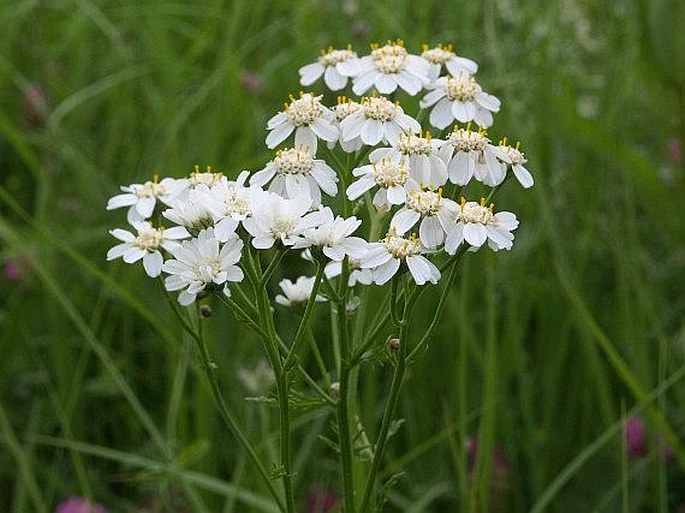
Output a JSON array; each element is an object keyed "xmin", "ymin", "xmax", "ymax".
[{"xmin": 107, "ymin": 40, "xmax": 534, "ymax": 512}]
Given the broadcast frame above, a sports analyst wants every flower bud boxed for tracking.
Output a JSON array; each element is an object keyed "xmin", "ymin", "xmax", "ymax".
[
  {"xmin": 200, "ymin": 304, "xmax": 213, "ymax": 318},
  {"xmin": 22, "ymin": 84, "xmax": 48, "ymax": 128},
  {"xmin": 388, "ymin": 338, "xmax": 400, "ymax": 351}
]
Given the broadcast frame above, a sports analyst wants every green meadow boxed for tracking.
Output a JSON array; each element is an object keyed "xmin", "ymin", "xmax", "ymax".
[{"xmin": 1, "ymin": 0, "xmax": 684, "ymax": 511}]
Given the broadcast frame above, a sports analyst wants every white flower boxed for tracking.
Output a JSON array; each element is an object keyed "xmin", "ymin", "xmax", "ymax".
[
  {"xmin": 420, "ymin": 44, "xmax": 478, "ymax": 81},
  {"xmin": 242, "ymin": 193, "xmax": 327, "ymax": 249},
  {"xmin": 361, "ymin": 230, "xmax": 440, "ymax": 285},
  {"xmin": 340, "ymin": 96, "xmax": 420, "ymax": 146},
  {"xmin": 202, "ymin": 171, "xmax": 266, "ymax": 242},
  {"xmin": 346, "ymin": 153, "xmax": 410, "ymax": 210},
  {"xmin": 339, "ymin": 39, "xmax": 430, "ymax": 96},
  {"xmin": 495, "ymin": 140, "xmax": 534, "ymax": 189},
  {"xmin": 444, "ymin": 198, "xmax": 519, "ymax": 254},
  {"xmin": 106, "ymin": 176, "xmax": 185, "ymax": 219},
  {"xmin": 390, "ymin": 181, "xmax": 459, "ymax": 249},
  {"xmin": 369, "ymin": 130, "xmax": 447, "ymax": 187},
  {"xmin": 275, "ymin": 276, "xmax": 327, "ymax": 307},
  {"xmin": 162, "ymin": 186, "xmax": 216, "ymax": 234},
  {"xmin": 420, "ymin": 71, "xmax": 500, "ymax": 129},
  {"xmin": 299, "ymin": 47, "xmax": 359, "ymax": 91},
  {"xmin": 250, "ymin": 147, "xmax": 338, "ymax": 208},
  {"xmin": 323, "ymin": 258, "xmax": 373, "ymax": 287},
  {"xmin": 439, "ymin": 126, "xmax": 505, "ymax": 187},
  {"xmin": 107, "ymin": 221, "xmax": 190, "ymax": 277},
  {"xmin": 330, "ymin": 97, "xmax": 364, "ymax": 152},
  {"xmin": 162, "ymin": 228, "xmax": 244, "ymax": 305},
  {"xmin": 265, "ymin": 92, "xmax": 338, "ymax": 153},
  {"xmin": 293, "ymin": 207, "xmax": 368, "ymax": 261},
  {"xmin": 276, "ymin": 276, "xmax": 326, "ymax": 306}
]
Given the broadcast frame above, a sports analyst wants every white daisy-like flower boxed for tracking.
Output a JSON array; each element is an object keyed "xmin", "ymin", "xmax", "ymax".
[
  {"xmin": 339, "ymin": 39, "xmax": 430, "ymax": 96},
  {"xmin": 107, "ymin": 220, "xmax": 190, "ymax": 278},
  {"xmin": 106, "ymin": 176, "xmax": 185, "ymax": 219},
  {"xmin": 162, "ymin": 228, "xmax": 244, "ymax": 306},
  {"xmin": 420, "ymin": 43, "xmax": 478, "ymax": 81},
  {"xmin": 361, "ymin": 229, "xmax": 440, "ymax": 286},
  {"xmin": 323, "ymin": 258, "xmax": 373, "ymax": 287},
  {"xmin": 346, "ymin": 153, "xmax": 410, "ymax": 210},
  {"xmin": 162, "ymin": 186, "xmax": 216, "ymax": 234},
  {"xmin": 444, "ymin": 198, "xmax": 519, "ymax": 254},
  {"xmin": 330, "ymin": 96, "xmax": 364, "ymax": 152},
  {"xmin": 439, "ymin": 126, "xmax": 505, "ymax": 187},
  {"xmin": 420, "ymin": 71, "xmax": 500, "ymax": 129},
  {"xmin": 242, "ymin": 193, "xmax": 327, "ymax": 249},
  {"xmin": 275, "ymin": 276, "xmax": 328, "ymax": 307},
  {"xmin": 340, "ymin": 96, "xmax": 420, "ymax": 147},
  {"xmin": 250, "ymin": 147, "xmax": 338, "ymax": 208},
  {"xmin": 202, "ymin": 171, "xmax": 266, "ymax": 242},
  {"xmin": 299, "ymin": 46, "xmax": 359, "ymax": 91},
  {"xmin": 369, "ymin": 130, "xmax": 447, "ymax": 187},
  {"xmin": 390, "ymin": 181, "xmax": 459, "ymax": 249},
  {"xmin": 265, "ymin": 92, "xmax": 338, "ymax": 153},
  {"xmin": 495, "ymin": 139, "xmax": 534, "ymax": 189},
  {"xmin": 293, "ymin": 207, "xmax": 367, "ymax": 261}
]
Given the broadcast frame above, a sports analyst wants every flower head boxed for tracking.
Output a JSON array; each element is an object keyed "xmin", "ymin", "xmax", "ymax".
[
  {"xmin": 421, "ymin": 71, "xmax": 500, "ymax": 129},
  {"xmin": 107, "ymin": 220, "xmax": 190, "ymax": 277},
  {"xmin": 162, "ymin": 228, "xmax": 244, "ymax": 305},
  {"xmin": 251, "ymin": 147, "xmax": 338, "ymax": 208},
  {"xmin": 347, "ymin": 154, "xmax": 410, "ymax": 210},
  {"xmin": 421, "ymin": 43, "xmax": 478, "ymax": 80},
  {"xmin": 266, "ymin": 92, "xmax": 338, "ymax": 153},
  {"xmin": 331, "ymin": 96, "xmax": 364, "ymax": 152},
  {"xmin": 439, "ymin": 125, "xmax": 505, "ymax": 187},
  {"xmin": 162, "ymin": 186, "xmax": 216, "ymax": 235},
  {"xmin": 340, "ymin": 39, "xmax": 430, "ymax": 96},
  {"xmin": 390, "ymin": 181, "xmax": 459, "ymax": 249},
  {"xmin": 275, "ymin": 276, "xmax": 327, "ymax": 307},
  {"xmin": 299, "ymin": 46, "xmax": 359, "ymax": 91},
  {"xmin": 496, "ymin": 139, "xmax": 534, "ymax": 189},
  {"xmin": 107, "ymin": 175, "xmax": 185, "ymax": 219},
  {"xmin": 361, "ymin": 229, "xmax": 440, "ymax": 285},
  {"xmin": 293, "ymin": 207, "xmax": 368, "ymax": 261},
  {"xmin": 444, "ymin": 198, "xmax": 518, "ymax": 253},
  {"xmin": 340, "ymin": 96, "xmax": 420, "ymax": 147}
]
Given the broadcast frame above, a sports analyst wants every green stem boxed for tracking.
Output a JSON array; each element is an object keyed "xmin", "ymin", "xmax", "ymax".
[
  {"xmin": 161, "ymin": 292, "xmax": 285, "ymax": 511},
  {"xmin": 283, "ymin": 264, "xmax": 325, "ymax": 370},
  {"xmin": 336, "ymin": 258, "xmax": 356, "ymax": 513},
  {"xmin": 359, "ymin": 282, "xmax": 419, "ymax": 512},
  {"xmin": 260, "ymin": 248, "xmax": 288, "ymax": 286}
]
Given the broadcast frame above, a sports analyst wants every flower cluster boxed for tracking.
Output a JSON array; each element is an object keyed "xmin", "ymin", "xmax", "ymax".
[{"xmin": 107, "ymin": 41, "xmax": 534, "ymax": 305}]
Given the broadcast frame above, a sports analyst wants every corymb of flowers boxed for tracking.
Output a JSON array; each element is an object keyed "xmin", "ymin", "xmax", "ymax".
[{"xmin": 106, "ymin": 40, "xmax": 535, "ymax": 510}]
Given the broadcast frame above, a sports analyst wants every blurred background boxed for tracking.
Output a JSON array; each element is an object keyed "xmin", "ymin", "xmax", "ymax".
[{"xmin": 1, "ymin": 0, "xmax": 685, "ymax": 511}]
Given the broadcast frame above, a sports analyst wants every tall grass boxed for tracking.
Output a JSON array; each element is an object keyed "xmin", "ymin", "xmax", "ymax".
[{"xmin": 1, "ymin": 0, "xmax": 684, "ymax": 511}]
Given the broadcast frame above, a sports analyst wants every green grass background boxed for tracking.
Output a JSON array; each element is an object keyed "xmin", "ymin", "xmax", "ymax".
[{"xmin": 1, "ymin": 0, "xmax": 685, "ymax": 511}]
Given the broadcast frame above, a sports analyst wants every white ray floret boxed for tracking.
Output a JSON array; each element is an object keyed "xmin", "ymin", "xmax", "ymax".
[
  {"xmin": 420, "ymin": 43, "xmax": 478, "ymax": 81},
  {"xmin": 106, "ymin": 176, "xmax": 185, "ymax": 219},
  {"xmin": 250, "ymin": 147, "xmax": 338, "ymax": 208},
  {"xmin": 444, "ymin": 198, "xmax": 519, "ymax": 254},
  {"xmin": 323, "ymin": 258, "xmax": 373, "ymax": 287},
  {"xmin": 266, "ymin": 92, "xmax": 338, "ymax": 153},
  {"xmin": 495, "ymin": 139, "xmax": 535, "ymax": 189},
  {"xmin": 293, "ymin": 207, "xmax": 367, "ymax": 261},
  {"xmin": 369, "ymin": 130, "xmax": 447, "ymax": 187},
  {"xmin": 107, "ymin": 220, "xmax": 190, "ymax": 278},
  {"xmin": 390, "ymin": 181, "xmax": 459, "ymax": 249},
  {"xmin": 299, "ymin": 46, "xmax": 359, "ymax": 91},
  {"xmin": 361, "ymin": 229, "xmax": 440, "ymax": 286},
  {"xmin": 162, "ymin": 186, "xmax": 216, "ymax": 234},
  {"xmin": 421, "ymin": 71, "xmax": 500, "ymax": 129},
  {"xmin": 275, "ymin": 276, "xmax": 328, "ymax": 307},
  {"xmin": 346, "ymin": 153, "xmax": 410, "ymax": 211},
  {"xmin": 340, "ymin": 96, "xmax": 420, "ymax": 147},
  {"xmin": 439, "ymin": 125, "xmax": 506, "ymax": 187},
  {"xmin": 339, "ymin": 39, "xmax": 430, "ymax": 96},
  {"xmin": 242, "ymin": 193, "xmax": 327, "ymax": 249},
  {"xmin": 162, "ymin": 228, "xmax": 244, "ymax": 306}
]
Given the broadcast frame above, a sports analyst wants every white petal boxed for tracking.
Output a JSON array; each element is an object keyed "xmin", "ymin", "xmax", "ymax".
[
  {"xmin": 373, "ymin": 258, "xmax": 400, "ymax": 285},
  {"xmin": 463, "ymin": 223, "xmax": 487, "ymax": 247},
  {"xmin": 395, "ymin": 71, "xmax": 422, "ymax": 95},
  {"xmin": 346, "ymin": 175, "xmax": 375, "ymax": 200},
  {"xmin": 106, "ymin": 243, "xmax": 128, "ymax": 261},
  {"xmin": 123, "ymin": 247, "xmax": 146, "ymax": 263},
  {"xmin": 107, "ymin": 193, "xmax": 137, "ymax": 210},
  {"xmin": 295, "ymin": 126, "xmax": 318, "ymax": 154},
  {"xmin": 143, "ymin": 251, "xmax": 163, "ymax": 277},
  {"xmin": 311, "ymin": 118, "xmax": 339, "ymax": 142},
  {"xmin": 324, "ymin": 66, "xmax": 348, "ymax": 90},
  {"xmin": 406, "ymin": 255, "xmax": 431, "ymax": 285},
  {"xmin": 419, "ymin": 216, "xmax": 444, "ymax": 248},
  {"xmin": 375, "ymin": 73, "xmax": 397, "ymax": 94},
  {"xmin": 390, "ymin": 208, "xmax": 421, "ymax": 234},
  {"xmin": 361, "ymin": 119, "xmax": 384, "ymax": 146},
  {"xmin": 266, "ymin": 121, "xmax": 294, "ymax": 149},
  {"xmin": 386, "ymin": 185, "xmax": 406, "ymax": 205},
  {"xmin": 444, "ymin": 224, "xmax": 464, "ymax": 255},
  {"xmin": 420, "ymin": 89, "xmax": 446, "ymax": 108},
  {"xmin": 429, "ymin": 98, "xmax": 454, "ymax": 130},
  {"xmin": 299, "ymin": 62, "xmax": 325, "ymax": 86},
  {"xmin": 513, "ymin": 164, "xmax": 534, "ymax": 188}
]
